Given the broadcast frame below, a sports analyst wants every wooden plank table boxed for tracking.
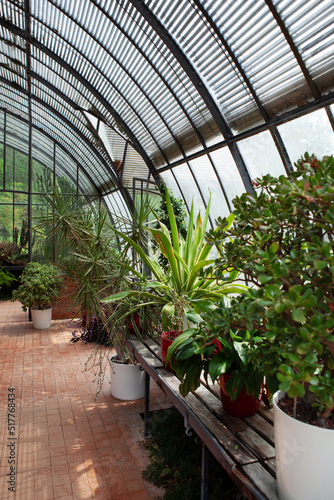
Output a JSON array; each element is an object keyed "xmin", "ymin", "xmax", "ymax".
[{"xmin": 125, "ymin": 336, "xmax": 279, "ymax": 500}]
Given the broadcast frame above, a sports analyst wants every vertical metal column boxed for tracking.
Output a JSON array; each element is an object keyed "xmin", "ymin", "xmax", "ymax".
[
  {"xmin": 144, "ymin": 371, "xmax": 150, "ymax": 438},
  {"xmin": 201, "ymin": 442, "xmax": 209, "ymax": 500}
]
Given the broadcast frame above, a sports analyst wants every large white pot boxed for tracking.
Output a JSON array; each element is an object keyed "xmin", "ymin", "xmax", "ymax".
[
  {"xmin": 109, "ymin": 354, "xmax": 145, "ymax": 400},
  {"xmin": 273, "ymin": 390, "xmax": 334, "ymax": 500},
  {"xmin": 31, "ymin": 307, "xmax": 52, "ymax": 329}
]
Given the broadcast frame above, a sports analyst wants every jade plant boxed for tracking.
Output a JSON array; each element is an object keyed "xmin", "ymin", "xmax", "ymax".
[
  {"xmin": 203, "ymin": 153, "xmax": 334, "ymax": 426},
  {"xmin": 11, "ymin": 262, "xmax": 63, "ymax": 311}
]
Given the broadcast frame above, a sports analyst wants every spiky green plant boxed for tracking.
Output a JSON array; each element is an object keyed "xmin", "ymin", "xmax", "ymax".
[{"xmin": 103, "ymin": 190, "xmax": 246, "ymax": 332}]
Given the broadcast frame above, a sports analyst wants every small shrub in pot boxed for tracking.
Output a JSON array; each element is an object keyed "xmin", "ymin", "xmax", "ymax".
[{"xmin": 11, "ymin": 262, "xmax": 63, "ymax": 311}]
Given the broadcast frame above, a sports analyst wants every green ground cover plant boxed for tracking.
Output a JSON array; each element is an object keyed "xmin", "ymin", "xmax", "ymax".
[{"xmin": 141, "ymin": 408, "xmax": 246, "ymax": 500}]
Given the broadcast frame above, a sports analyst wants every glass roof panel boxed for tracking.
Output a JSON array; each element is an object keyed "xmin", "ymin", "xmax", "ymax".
[
  {"xmin": 278, "ymin": 109, "xmax": 334, "ymax": 164},
  {"xmin": 122, "ymin": 145, "xmax": 151, "ymax": 189},
  {"xmin": 159, "ymin": 170, "xmax": 183, "ymax": 200},
  {"xmin": 274, "ymin": 0, "xmax": 334, "ymax": 94},
  {"xmin": 189, "ymin": 156, "xmax": 230, "ymax": 220},
  {"xmin": 0, "ymin": 0, "xmax": 333, "ymax": 219},
  {"xmin": 171, "ymin": 163, "xmax": 206, "ymax": 217},
  {"xmin": 6, "ymin": 115, "xmax": 29, "ymax": 156},
  {"xmin": 209, "ymin": 147, "xmax": 246, "ymax": 208},
  {"xmin": 78, "ymin": 169, "xmax": 99, "ymax": 196},
  {"xmin": 104, "ymin": 189, "xmax": 132, "ymax": 231},
  {"xmin": 32, "ymin": 129, "xmax": 54, "ymax": 173},
  {"xmin": 238, "ymin": 131, "xmax": 287, "ymax": 180}
]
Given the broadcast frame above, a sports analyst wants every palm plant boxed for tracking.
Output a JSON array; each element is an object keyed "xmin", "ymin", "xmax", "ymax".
[{"xmin": 33, "ymin": 182, "xmax": 128, "ymax": 328}]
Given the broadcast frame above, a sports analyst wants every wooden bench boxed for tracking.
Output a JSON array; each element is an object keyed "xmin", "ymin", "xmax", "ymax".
[{"xmin": 125, "ymin": 336, "xmax": 279, "ymax": 500}]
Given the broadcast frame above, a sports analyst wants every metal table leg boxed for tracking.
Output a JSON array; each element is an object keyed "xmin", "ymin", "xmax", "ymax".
[
  {"xmin": 201, "ymin": 442, "xmax": 209, "ymax": 500},
  {"xmin": 144, "ymin": 371, "xmax": 150, "ymax": 438}
]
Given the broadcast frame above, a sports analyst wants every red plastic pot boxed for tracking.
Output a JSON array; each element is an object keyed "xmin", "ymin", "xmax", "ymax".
[
  {"xmin": 161, "ymin": 330, "xmax": 182, "ymax": 372},
  {"xmin": 127, "ymin": 312, "xmax": 141, "ymax": 336},
  {"xmin": 219, "ymin": 373, "xmax": 262, "ymax": 418}
]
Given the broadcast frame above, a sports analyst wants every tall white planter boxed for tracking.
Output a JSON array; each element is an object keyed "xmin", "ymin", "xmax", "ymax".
[
  {"xmin": 109, "ymin": 354, "xmax": 145, "ymax": 400},
  {"xmin": 273, "ymin": 390, "xmax": 334, "ymax": 500},
  {"xmin": 31, "ymin": 307, "xmax": 52, "ymax": 329}
]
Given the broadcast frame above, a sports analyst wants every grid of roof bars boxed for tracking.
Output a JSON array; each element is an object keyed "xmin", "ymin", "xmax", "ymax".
[{"xmin": 0, "ymin": 0, "xmax": 333, "ymax": 219}]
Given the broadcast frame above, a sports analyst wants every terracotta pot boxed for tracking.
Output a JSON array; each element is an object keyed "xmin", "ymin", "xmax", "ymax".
[
  {"xmin": 161, "ymin": 330, "xmax": 182, "ymax": 371},
  {"xmin": 219, "ymin": 373, "xmax": 262, "ymax": 417}
]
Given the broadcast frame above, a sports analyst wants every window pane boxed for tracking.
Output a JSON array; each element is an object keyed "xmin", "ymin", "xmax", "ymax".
[
  {"xmin": 172, "ymin": 163, "xmax": 206, "ymax": 218},
  {"xmin": 32, "ymin": 160, "xmax": 53, "ymax": 193},
  {"xmin": 159, "ymin": 170, "xmax": 183, "ymax": 199},
  {"xmin": 0, "ymin": 192, "xmax": 13, "ymax": 241},
  {"xmin": 278, "ymin": 109, "xmax": 334, "ymax": 165},
  {"xmin": 5, "ymin": 146, "xmax": 14, "ymax": 191},
  {"xmin": 238, "ymin": 130, "xmax": 286, "ymax": 179},
  {"xmin": 189, "ymin": 156, "xmax": 230, "ymax": 220},
  {"xmin": 210, "ymin": 147, "xmax": 245, "ymax": 208},
  {"xmin": 14, "ymin": 151, "xmax": 29, "ymax": 192}
]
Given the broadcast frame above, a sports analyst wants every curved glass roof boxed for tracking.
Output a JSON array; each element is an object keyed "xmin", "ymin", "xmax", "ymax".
[{"xmin": 0, "ymin": 0, "xmax": 333, "ymax": 221}]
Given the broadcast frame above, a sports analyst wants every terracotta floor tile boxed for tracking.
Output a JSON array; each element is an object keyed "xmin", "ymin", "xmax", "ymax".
[
  {"xmin": 122, "ymin": 468, "xmax": 142, "ymax": 481},
  {"xmin": 89, "ymin": 486, "xmax": 114, "ymax": 499},
  {"xmin": 52, "ymin": 463, "xmax": 70, "ymax": 475},
  {"xmin": 0, "ymin": 301, "xmax": 168, "ymax": 500},
  {"xmin": 53, "ymin": 482, "xmax": 73, "ymax": 498},
  {"xmin": 52, "ymin": 473, "xmax": 71, "ymax": 488},
  {"xmin": 51, "ymin": 454, "xmax": 68, "ymax": 466},
  {"xmin": 35, "ymin": 476, "xmax": 54, "ymax": 489}
]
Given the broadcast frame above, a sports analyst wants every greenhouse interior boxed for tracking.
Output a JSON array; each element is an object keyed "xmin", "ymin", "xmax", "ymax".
[{"xmin": 0, "ymin": 1, "xmax": 334, "ymax": 499}]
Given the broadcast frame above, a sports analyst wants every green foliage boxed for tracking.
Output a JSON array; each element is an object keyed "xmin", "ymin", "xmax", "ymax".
[
  {"xmin": 205, "ymin": 153, "xmax": 334, "ymax": 423},
  {"xmin": 33, "ymin": 181, "xmax": 128, "ymax": 324},
  {"xmin": 104, "ymin": 190, "xmax": 246, "ymax": 333},
  {"xmin": 11, "ymin": 262, "xmax": 63, "ymax": 311},
  {"xmin": 166, "ymin": 298, "xmax": 263, "ymax": 399},
  {"xmin": 152, "ymin": 182, "xmax": 188, "ymax": 271},
  {"xmin": 142, "ymin": 408, "xmax": 245, "ymax": 500},
  {"xmin": 33, "ymin": 182, "xmax": 160, "ymax": 368},
  {"xmin": 0, "ymin": 269, "xmax": 17, "ymax": 289}
]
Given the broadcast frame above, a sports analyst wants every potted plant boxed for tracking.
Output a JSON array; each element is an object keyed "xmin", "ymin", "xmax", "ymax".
[
  {"xmin": 166, "ymin": 297, "xmax": 264, "ymax": 417},
  {"xmin": 103, "ymin": 190, "xmax": 247, "ymax": 370},
  {"xmin": 106, "ymin": 294, "xmax": 161, "ymax": 400},
  {"xmin": 34, "ymin": 183, "xmax": 158, "ymax": 399},
  {"xmin": 11, "ymin": 261, "xmax": 63, "ymax": 328},
  {"xmin": 204, "ymin": 153, "xmax": 334, "ymax": 500}
]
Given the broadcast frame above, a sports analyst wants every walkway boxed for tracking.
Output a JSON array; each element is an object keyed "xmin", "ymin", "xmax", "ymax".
[{"xmin": 0, "ymin": 301, "xmax": 169, "ymax": 500}]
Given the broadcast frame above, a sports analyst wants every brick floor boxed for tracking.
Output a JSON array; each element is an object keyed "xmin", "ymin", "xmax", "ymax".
[{"xmin": 0, "ymin": 301, "xmax": 169, "ymax": 500}]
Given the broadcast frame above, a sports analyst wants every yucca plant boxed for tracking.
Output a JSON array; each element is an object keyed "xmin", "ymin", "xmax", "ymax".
[{"xmin": 103, "ymin": 190, "xmax": 246, "ymax": 332}]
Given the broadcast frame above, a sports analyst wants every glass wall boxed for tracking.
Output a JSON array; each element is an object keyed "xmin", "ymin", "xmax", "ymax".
[{"xmin": 0, "ymin": 113, "xmax": 100, "ymax": 265}]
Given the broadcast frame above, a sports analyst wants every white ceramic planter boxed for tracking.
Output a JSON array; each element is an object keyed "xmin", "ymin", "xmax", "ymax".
[
  {"xmin": 31, "ymin": 307, "xmax": 52, "ymax": 329},
  {"xmin": 109, "ymin": 354, "xmax": 145, "ymax": 400},
  {"xmin": 273, "ymin": 390, "xmax": 334, "ymax": 500}
]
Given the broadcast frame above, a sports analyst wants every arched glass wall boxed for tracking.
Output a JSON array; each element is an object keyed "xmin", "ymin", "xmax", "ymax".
[{"xmin": 0, "ymin": 0, "xmax": 333, "ymax": 236}]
